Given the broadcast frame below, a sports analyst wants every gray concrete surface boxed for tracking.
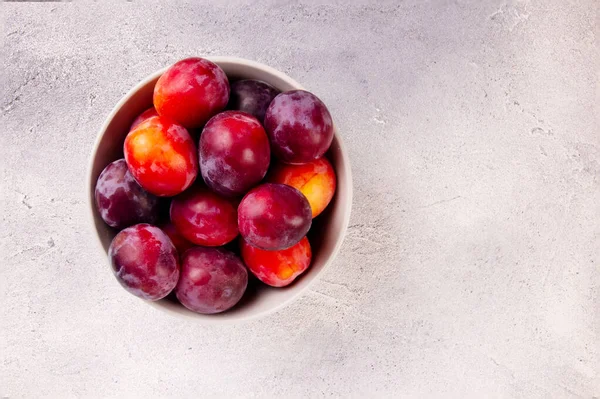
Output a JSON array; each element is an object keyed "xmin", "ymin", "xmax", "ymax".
[{"xmin": 1, "ymin": 1, "xmax": 598, "ymax": 397}]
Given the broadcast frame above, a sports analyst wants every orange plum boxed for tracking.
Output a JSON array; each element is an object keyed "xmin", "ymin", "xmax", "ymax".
[
  {"xmin": 268, "ymin": 158, "xmax": 336, "ymax": 218},
  {"xmin": 240, "ymin": 237, "xmax": 311, "ymax": 287},
  {"xmin": 124, "ymin": 116, "xmax": 198, "ymax": 197}
]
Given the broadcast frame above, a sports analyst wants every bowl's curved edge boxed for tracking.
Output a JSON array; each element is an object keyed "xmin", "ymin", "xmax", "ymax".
[
  {"xmin": 86, "ymin": 56, "xmax": 353, "ymax": 323},
  {"xmin": 86, "ymin": 67, "xmax": 168, "ymax": 263}
]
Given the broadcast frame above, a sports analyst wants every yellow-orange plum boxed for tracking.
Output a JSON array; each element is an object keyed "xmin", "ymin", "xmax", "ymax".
[
  {"xmin": 124, "ymin": 116, "xmax": 198, "ymax": 197},
  {"xmin": 240, "ymin": 237, "xmax": 311, "ymax": 287},
  {"xmin": 268, "ymin": 158, "xmax": 336, "ymax": 218}
]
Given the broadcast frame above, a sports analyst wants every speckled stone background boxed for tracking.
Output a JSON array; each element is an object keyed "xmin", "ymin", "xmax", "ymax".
[{"xmin": 1, "ymin": 1, "xmax": 598, "ymax": 397}]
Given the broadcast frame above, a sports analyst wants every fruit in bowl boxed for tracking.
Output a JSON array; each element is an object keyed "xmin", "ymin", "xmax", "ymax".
[
  {"xmin": 88, "ymin": 57, "xmax": 351, "ymax": 321},
  {"xmin": 124, "ymin": 116, "xmax": 198, "ymax": 197},
  {"xmin": 268, "ymin": 158, "xmax": 336, "ymax": 218},
  {"xmin": 176, "ymin": 247, "xmax": 248, "ymax": 314},
  {"xmin": 153, "ymin": 57, "xmax": 230, "ymax": 129},
  {"xmin": 265, "ymin": 90, "xmax": 334, "ymax": 164},
  {"xmin": 169, "ymin": 185, "xmax": 239, "ymax": 247},
  {"xmin": 199, "ymin": 110, "xmax": 271, "ymax": 197},
  {"xmin": 238, "ymin": 183, "xmax": 312, "ymax": 251},
  {"xmin": 240, "ymin": 236, "xmax": 311, "ymax": 287},
  {"xmin": 94, "ymin": 159, "xmax": 161, "ymax": 229},
  {"xmin": 109, "ymin": 224, "xmax": 180, "ymax": 301}
]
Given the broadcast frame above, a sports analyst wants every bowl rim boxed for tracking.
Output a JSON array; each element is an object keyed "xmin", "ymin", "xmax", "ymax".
[{"xmin": 86, "ymin": 56, "xmax": 353, "ymax": 323}]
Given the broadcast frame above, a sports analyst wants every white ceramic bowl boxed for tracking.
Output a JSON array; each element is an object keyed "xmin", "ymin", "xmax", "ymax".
[{"xmin": 87, "ymin": 57, "xmax": 352, "ymax": 323}]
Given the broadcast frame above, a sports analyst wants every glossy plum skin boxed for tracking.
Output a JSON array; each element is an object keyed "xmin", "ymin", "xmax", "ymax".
[
  {"xmin": 264, "ymin": 90, "xmax": 334, "ymax": 164},
  {"xmin": 241, "ymin": 237, "xmax": 311, "ymax": 287},
  {"xmin": 238, "ymin": 183, "xmax": 311, "ymax": 250},
  {"xmin": 130, "ymin": 107, "xmax": 158, "ymax": 131},
  {"xmin": 199, "ymin": 111, "xmax": 270, "ymax": 197},
  {"xmin": 170, "ymin": 186, "xmax": 238, "ymax": 247},
  {"xmin": 175, "ymin": 247, "xmax": 248, "ymax": 314},
  {"xmin": 159, "ymin": 221, "xmax": 194, "ymax": 256},
  {"xmin": 268, "ymin": 158, "xmax": 336, "ymax": 218},
  {"xmin": 108, "ymin": 224, "xmax": 179, "ymax": 300},
  {"xmin": 228, "ymin": 79, "xmax": 280, "ymax": 122},
  {"xmin": 154, "ymin": 57, "xmax": 229, "ymax": 129},
  {"xmin": 94, "ymin": 159, "xmax": 161, "ymax": 229},
  {"xmin": 124, "ymin": 116, "xmax": 198, "ymax": 197}
]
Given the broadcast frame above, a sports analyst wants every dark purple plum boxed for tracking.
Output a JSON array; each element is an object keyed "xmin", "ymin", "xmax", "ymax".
[
  {"xmin": 264, "ymin": 90, "xmax": 334, "ymax": 164},
  {"xmin": 228, "ymin": 79, "xmax": 280, "ymax": 122},
  {"xmin": 175, "ymin": 247, "xmax": 248, "ymax": 314},
  {"xmin": 108, "ymin": 224, "xmax": 179, "ymax": 300},
  {"xmin": 199, "ymin": 111, "xmax": 270, "ymax": 197},
  {"xmin": 238, "ymin": 183, "xmax": 311, "ymax": 250},
  {"xmin": 95, "ymin": 159, "xmax": 161, "ymax": 229}
]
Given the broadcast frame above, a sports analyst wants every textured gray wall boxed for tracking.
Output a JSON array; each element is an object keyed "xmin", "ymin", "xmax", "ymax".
[{"xmin": 1, "ymin": 1, "xmax": 598, "ymax": 397}]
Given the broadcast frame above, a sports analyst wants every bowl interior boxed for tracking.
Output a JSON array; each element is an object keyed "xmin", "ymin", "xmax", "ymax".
[{"xmin": 88, "ymin": 57, "xmax": 352, "ymax": 322}]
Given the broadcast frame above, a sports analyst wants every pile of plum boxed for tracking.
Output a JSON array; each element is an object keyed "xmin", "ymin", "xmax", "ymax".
[{"xmin": 95, "ymin": 57, "xmax": 337, "ymax": 314}]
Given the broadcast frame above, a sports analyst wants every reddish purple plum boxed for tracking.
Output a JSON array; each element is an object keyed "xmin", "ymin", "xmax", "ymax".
[
  {"xmin": 170, "ymin": 185, "xmax": 239, "ymax": 247},
  {"xmin": 154, "ymin": 57, "xmax": 229, "ymax": 129},
  {"xmin": 175, "ymin": 247, "xmax": 248, "ymax": 314},
  {"xmin": 95, "ymin": 159, "xmax": 160, "ymax": 229},
  {"xmin": 199, "ymin": 111, "xmax": 270, "ymax": 197},
  {"xmin": 238, "ymin": 183, "xmax": 311, "ymax": 250},
  {"xmin": 159, "ymin": 221, "xmax": 195, "ymax": 256},
  {"xmin": 228, "ymin": 79, "xmax": 280, "ymax": 122},
  {"xmin": 264, "ymin": 90, "xmax": 334, "ymax": 164},
  {"xmin": 108, "ymin": 224, "xmax": 179, "ymax": 300}
]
